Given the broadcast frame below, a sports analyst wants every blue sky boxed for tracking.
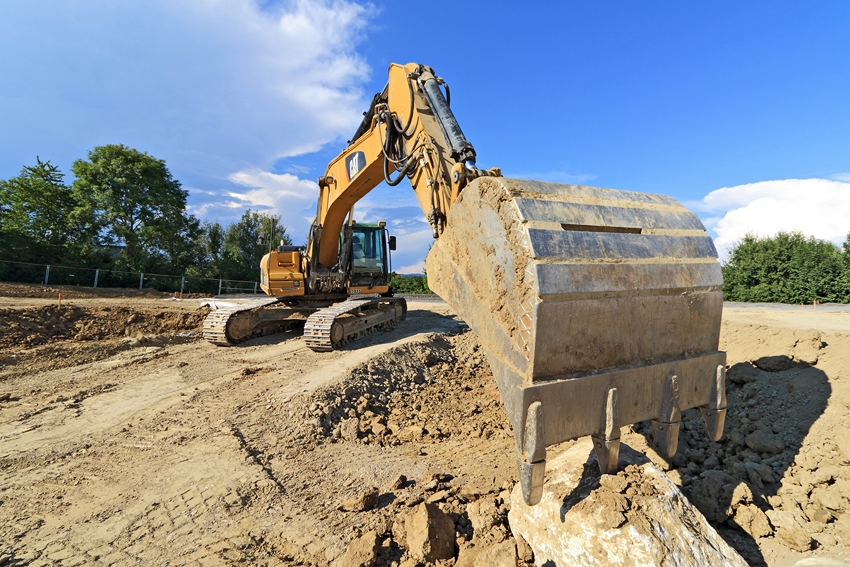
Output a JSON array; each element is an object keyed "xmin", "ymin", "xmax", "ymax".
[{"xmin": 2, "ymin": 1, "xmax": 849, "ymax": 271}]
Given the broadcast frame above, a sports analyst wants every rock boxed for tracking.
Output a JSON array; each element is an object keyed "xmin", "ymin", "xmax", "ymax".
[
  {"xmin": 746, "ymin": 461, "xmax": 777, "ymax": 484},
  {"xmin": 689, "ymin": 470, "xmax": 741, "ymax": 523},
  {"xmin": 340, "ymin": 418, "xmax": 360, "ymax": 441},
  {"xmin": 731, "ymin": 504, "xmax": 773, "ymax": 538},
  {"xmin": 793, "ymin": 559, "xmax": 850, "ymax": 567},
  {"xmin": 729, "ymin": 428, "xmax": 745, "ymax": 446},
  {"xmin": 397, "ymin": 425, "xmax": 424, "ymax": 441},
  {"xmin": 339, "ymin": 487, "xmax": 379, "ymax": 512},
  {"xmin": 126, "ymin": 313, "xmax": 141, "ymax": 324},
  {"xmin": 753, "ymin": 355, "xmax": 794, "ymax": 372},
  {"xmin": 806, "ymin": 507, "xmax": 833, "ymax": 524},
  {"xmin": 405, "ymin": 502, "xmax": 455, "ymax": 562},
  {"xmin": 466, "ymin": 497, "xmax": 499, "ymax": 535},
  {"xmin": 426, "ymin": 490, "xmax": 450, "ymax": 503},
  {"xmin": 744, "ymin": 429, "xmax": 785, "ymax": 454},
  {"xmin": 121, "ymin": 337, "xmax": 140, "ymax": 346},
  {"xmin": 333, "ymin": 530, "xmax": 378, "ymax": 567},
  {"xmin": 386, "ymin": 474, "xmax": 407, "ymax": 491},
  {"xmin": 776, "ymin": 528, "xmax": 813, "ymax": 552},
  {"xmin": 766, "ymin": 509, "xmax": 804, "ymax": 531},
  {"xmin": 514, "ymin": 532, "xmax": 533, "ymax": 563},
  {"xmin": 508, "ymin": 439, "xmax": 748, "ymax": 567},
  {"xmin": 811, "ymin": 484, "xmax": 845, "ymax": 511},
  {"xmin": 459, "ymin": 484, "xmax": 490, "ymax": 500},
  {"xmin": 704, "ymin": 455, "xmax": 720, "ymax": 469},
  {"xmin": 727, "ymin": 362, "xmax": 764, "ymax": 384},
  {"xmin": 456, "ymin": 540, "xmax": 517, "ymax": 567}
]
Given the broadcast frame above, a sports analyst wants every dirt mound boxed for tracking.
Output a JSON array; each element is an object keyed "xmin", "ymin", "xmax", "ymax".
[
  {"xmin": 301, "ymin": 330, "xmax": 512, "ymax": 447},
  {"xmin": 0, "ymin": 282, "xmax": 177, "ymax": 299},
  {"xmin": 0, "ymin": 305, "xmax": 208, "ymax": 349},
  {"xmin": 282, "ymin": 332, "xmax": 511, "ymax": 452}
]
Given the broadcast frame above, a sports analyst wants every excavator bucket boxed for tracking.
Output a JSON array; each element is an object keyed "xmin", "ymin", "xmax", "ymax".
[{"xmin": 427, "ymin": 177, "xmax": 726, "ymax": 506}]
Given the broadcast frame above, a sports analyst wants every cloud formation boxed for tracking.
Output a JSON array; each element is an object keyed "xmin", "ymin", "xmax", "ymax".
[
  {"xmin": 697, "ymin": 178, "xmax": 850, "ymax": 259},
  {"xmin": 0, "ymin": 0, "xmax": 373, "ymax": 188}
]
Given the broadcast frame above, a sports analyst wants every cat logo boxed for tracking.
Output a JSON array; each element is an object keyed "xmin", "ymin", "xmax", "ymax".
[{"xmin": 345, "ymin": 151, "xmax": 366, "ymax": 182}]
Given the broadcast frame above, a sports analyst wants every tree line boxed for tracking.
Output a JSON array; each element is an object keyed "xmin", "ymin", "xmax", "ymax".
[
  {"xmin": 722, "ymin": 232, "xmax": 850, "ymax": 303},
  {"xmin": 0, "ymin": 144, "xmax": 290, "ymax": 282}
]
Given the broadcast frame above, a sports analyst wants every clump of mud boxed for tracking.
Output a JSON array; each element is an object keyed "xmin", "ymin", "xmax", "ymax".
[
  {"xmin": 291, "ymin": 330, "xmax": 513, "ymax": 448},
  {"xmin": 0, "ymin": 305, "xmax": 208, "ymax": 349}
]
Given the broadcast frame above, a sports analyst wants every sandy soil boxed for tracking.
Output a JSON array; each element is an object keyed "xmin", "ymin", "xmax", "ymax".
[{"xmin": 1, "ymin": 283, "xmax": 849, "ymax": 566}]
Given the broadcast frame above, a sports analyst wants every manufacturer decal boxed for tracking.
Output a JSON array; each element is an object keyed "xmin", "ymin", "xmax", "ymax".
[{"xmin": 346, "ymin": 151, "xmax": 366, "ymax": 182}]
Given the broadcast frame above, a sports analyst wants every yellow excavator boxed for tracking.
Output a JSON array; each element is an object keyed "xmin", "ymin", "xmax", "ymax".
[{"xmin": 203, "ymin": 63, "xmax": 727, "ymax": 506}]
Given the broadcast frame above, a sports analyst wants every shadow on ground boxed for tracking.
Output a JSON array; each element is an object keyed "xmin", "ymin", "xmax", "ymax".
[{"xmin": 632, "ymin": 354, "xmax": 831, "ymax": 566}]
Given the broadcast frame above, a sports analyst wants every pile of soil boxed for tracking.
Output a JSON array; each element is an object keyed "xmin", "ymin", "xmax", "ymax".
[
  {"xmin": 0, "ymin": 305, "xmax": 208, "ymax": 349},
  {"xmin": 0, "ymin": 282, "xmax": 174, "ymax": 299},
  {"xmin": 301, "ymin": 331, "xmax": 512, "ymax": 448}
]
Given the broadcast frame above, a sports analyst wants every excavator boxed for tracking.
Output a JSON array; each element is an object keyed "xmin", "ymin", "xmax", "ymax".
[{"xmin": 203, "ymin": 63, "xmax": 727, "ymax": 506}]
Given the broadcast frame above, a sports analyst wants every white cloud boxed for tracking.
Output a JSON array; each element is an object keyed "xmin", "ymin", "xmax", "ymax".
[
  {"xmin": 0, "ymin": 0, "xmax": 374, "ymax": 187},
  {"xmin": 228, "ymin": 169, "xmax": 316, "ymax": 206},
  {"xmin": 830, "ymin": 173, "xmax": 850, "ymax": 182},
  {"xmin": 697, "ymin": 178, "xmax": 850, "ymax": 259}
]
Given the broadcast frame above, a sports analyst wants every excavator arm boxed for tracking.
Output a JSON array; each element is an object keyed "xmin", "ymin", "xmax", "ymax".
[
  {"xmin": 228, "ymin": 62, "xmax": 728, "ymax": 507},
  {"xmin": 306, "ymin": 63, "xmax": 499, "ymax": 294}
]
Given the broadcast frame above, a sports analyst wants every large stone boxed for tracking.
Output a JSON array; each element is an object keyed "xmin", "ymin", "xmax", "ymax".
[
  {"xmin": 466, "ymin": 497, "xmax": 500, "ymax": 535},
  {"xmin": 339, "ymin": 487, "xmax": 379, "ymax": 512},
  {"xmin": 689, "ymin": 470, "xmax": 741, "ymax": 523},
  {"xmin": 508, "ymin": 439, "xmax": 748, "ymax": 567},
  {"xmin": 456, "ymin": 540, "xmax": 517, "ymax": 567},
  {"xmin": 404, "ymin": 502, "xmax": 455, "ymax": 562},
  {"xmin": 333, "ymin": 530, "xmax": 378, "ymax": 567},
  {"xmin": 731, "ymin": 504, "xmax": 773, "ymax": 538},
  {"xmin": 776, "ymin": 528, "xmax": 813, "ymax": 552},
  {"xmin": 745, "ymin": 430, "xmax": 785, "ymax": 454}
]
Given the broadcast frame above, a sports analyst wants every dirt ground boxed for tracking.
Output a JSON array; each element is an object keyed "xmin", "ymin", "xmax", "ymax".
[{"xmin": 1, "ymin": 282, "xmax": 849, "ymax": 566}]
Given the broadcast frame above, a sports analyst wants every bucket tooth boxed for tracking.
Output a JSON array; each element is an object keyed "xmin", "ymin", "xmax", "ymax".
[
  {"xmin": 592, "ymin": 388, "xmax": 620, "ymax": 474},
  {"xmin": 700, "ymin": 364, "xmax": 728, "ymax": 441},
  {"xmin": 426, "ymin": 177, "xmax": 726, "ymax": 506},
  {"xmin": 652, "ymin": 375, "xmax": 682, "ymax": 458},
  {"xmin": 517, "ymin": 401, "xmax": 546, "ymax": 505}
]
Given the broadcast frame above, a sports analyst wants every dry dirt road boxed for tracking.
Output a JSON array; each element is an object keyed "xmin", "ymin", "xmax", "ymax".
[{"xmin": 1, "ymin": 284, "xmax": 849, "ymax": 567}]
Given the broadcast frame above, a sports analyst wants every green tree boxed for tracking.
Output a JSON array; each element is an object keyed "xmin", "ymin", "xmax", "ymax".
[
  {"xmin": 722, "ymin": 231, "xmax": 846, "ymax": 303},
  {"xmin": 71, "ymin": 144, "xmax": 198, "ymax": 273},
  {"xmin": 0, "ymin": 158, "xmax": 93, "ymax": 263},
  {"xmin": 218, "ymin": 210, "xmax": 290, "ymax": 280},
  {"xmin": 388, "ymin": 272, "xmax": 432, "ymax": 294}
]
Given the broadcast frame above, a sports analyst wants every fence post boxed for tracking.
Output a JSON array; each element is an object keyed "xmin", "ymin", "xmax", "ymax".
[
  {"xmin": 254, "ymin": 282, "xmax": 258, "ymax": 294},
  {"xmin": 45, "ymin": 265, "xmax": 50, "ymax": 285},
  {"xmin": 218, "ymin": 279, "xmax": 223, "ymax": 295},
  {"xmin": 180, "ymin": 276, "xmax": 185, "ymax": 295},
  {"xmin": 139, "ymin": 273, "xmax": 144, "ymax": 290},
  {"xmin": 93, "ymin": 269, "xmax": 99, "ymax": 288}
]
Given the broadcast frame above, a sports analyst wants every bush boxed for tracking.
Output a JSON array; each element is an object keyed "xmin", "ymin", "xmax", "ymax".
[
  {"xmin": 722, "ymin": 231, "xmax": 850, "ymax": 304},
  {"xmin": 388, "ymin": 272, "xmax": 432, "ymax": 294}
]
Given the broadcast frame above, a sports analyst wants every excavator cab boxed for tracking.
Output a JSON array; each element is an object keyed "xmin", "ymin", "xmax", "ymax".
[{"xmin": 346, "ymin": 222, "xmax": 393, "ymax": 294}]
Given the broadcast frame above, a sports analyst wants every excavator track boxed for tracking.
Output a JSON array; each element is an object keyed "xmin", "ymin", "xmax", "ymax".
[
  {"xmin": 202, "ymin": 297, "xmax": 306, "ymax": 346},
  {"xmin": 303, "ymin": 296, "xmax": 407, "ymax": 352}
]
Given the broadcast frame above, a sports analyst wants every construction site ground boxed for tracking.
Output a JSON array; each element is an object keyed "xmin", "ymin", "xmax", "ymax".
[{"xmin": 1, "ymin": 282, "xmax": 849, "ymax": 566}]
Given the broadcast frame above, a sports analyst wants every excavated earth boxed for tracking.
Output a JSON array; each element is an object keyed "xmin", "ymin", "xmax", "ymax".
[{"xmin": 0, "ymin": 282, "xmax": 849, "ymax": 566}]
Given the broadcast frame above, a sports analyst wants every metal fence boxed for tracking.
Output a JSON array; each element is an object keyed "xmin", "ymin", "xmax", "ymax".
[{"xmin": 0, "ymin": 260, "xmax": 259, "ymax": 295}]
